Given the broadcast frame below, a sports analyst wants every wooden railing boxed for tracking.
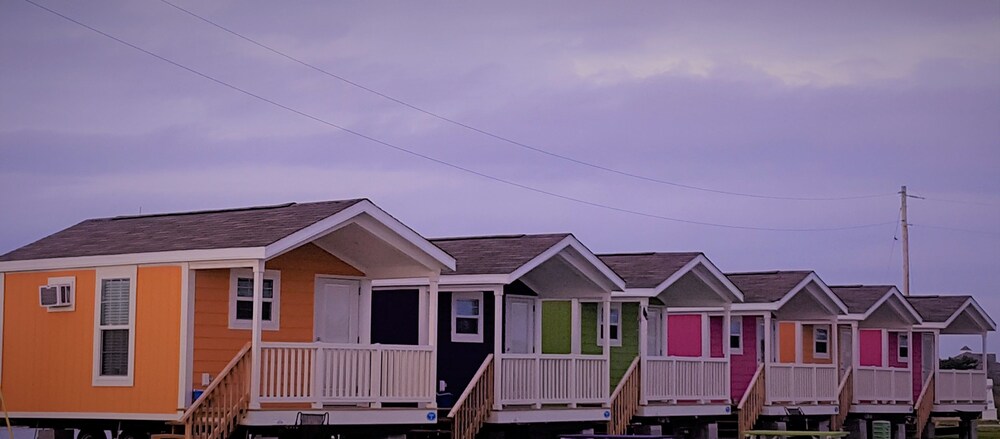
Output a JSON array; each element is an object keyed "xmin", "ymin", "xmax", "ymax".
[
  {"xmin": 259, "ymin": 342, "xmax": 435, "ymax": 406},
  {"xmin": 448, "ymin": 355, "xmax": 494, "ymax": 439},
  {"xmin": 767, "ymin": 364, "xmax": 838, "ymax": 404},
  {"xmin": 607, "ymin": 357, "xmax": 641, "ymax": 435},
  {"xmin": 738, "ymin": 364, "xmax": 766, "ymax": 439},
  {"xmin": 181, "ymin": 342, "xmax": 252, "ymax": 439},
  {"xmin": 832, "ymin": 367, "xmax": 853, "ymax": 431},
  {"xmin": 498, "ymin": 354, "xmax": 608, "ymax": 407},
  {"xmin": 936, "ymin": 369, "xmax": 987, "ymax": 403},
  {"xmin": 915, "ymin": 374, "xmax": 935, "ymax": 439},
  {"xmin": 854, "ymin": 366, "xmax": 911, "ymax": 404},
  {"xmin": 643, "ymin": 357, "xmax": 729, "ymax": 402}
]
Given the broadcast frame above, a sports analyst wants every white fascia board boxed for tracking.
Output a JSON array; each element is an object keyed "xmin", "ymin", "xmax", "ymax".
[
  {"xmin": 263, "ymin": 200, "xmax": 455, "ymax": 271},
  {"xmin": 0, "ymin": 247, "xmax": 265, "ymax": 273},
  {"xmin": 839, "ymin": 313, "xmax": 866, "ymax": 322},
  {"xmin": 943, "ymin": 298, "xmax": 997, "ymax": 331},
  {"xmin": 693, "ymin": 255, "xmax": 745, "ymax": 302},
  {"xmin": 507, "ymin": 236, "xmax": 625, "ymax": 291},
  {"xmin": 645, "ymin": 255, "xmax": 743, "ymax": 303},
  {"xmin": 862, "ymin": 288, "xmax": 923, "ymax": 324},
  {"xmin": 439, "ymin": 274, "xmax": 512, "ymax": 286},
  {"xmin": 614, "ymin": 288, "xmax": 659, "ymax": 298},
  {"xmin": 774, "ymin": 274, "xmax": 848, "ymax": 315},
  {"xmin": 731, "ymin": 302, "xmax": 779, "ymax": 312}
]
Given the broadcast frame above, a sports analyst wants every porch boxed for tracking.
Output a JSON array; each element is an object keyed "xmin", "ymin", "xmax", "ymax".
[
  {"xmin": 497, "ymin": 353, "xmax": 609, "ymax": 406},
  {"xmin": 642, "ymin": 356, "xmax": 729, "ymax": 403},
  {"xmin": 853, "ymin": 366, "xmax": 911, "ymax": 404},
  {"xmin": 766, "ymin": 363, "xmax": 838, "ymax": 404}
]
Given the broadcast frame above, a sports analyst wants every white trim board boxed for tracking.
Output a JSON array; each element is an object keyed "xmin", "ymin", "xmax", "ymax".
[
  {"xmin": 615, "ymin": 254, "xmax": 744, "ymax": 303},
  {"xmin": 6, "ymin": 412, "xmax": 181, "ymax": 421},
  {"xmin": 731, "ymin": 273, "xmax": 848, "ymax": 314},
  {"xmin": 507, "ymin": 235, "xmax": 625, "ymax": 292}
]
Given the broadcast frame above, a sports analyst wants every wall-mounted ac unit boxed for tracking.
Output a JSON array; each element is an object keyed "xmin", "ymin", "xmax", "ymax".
[{"xmin": 40, "ymin": 283, "xmax": 74, "ymax": 308}]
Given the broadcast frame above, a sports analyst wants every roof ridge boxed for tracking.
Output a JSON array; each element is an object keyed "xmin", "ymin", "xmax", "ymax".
[
  {"xmin": 727, "ymin": 270, "xmax": 811, "ymax": 276},
  {"xmin": 598, "ymin": 251, "xmax": 702, "ymax": 257},
  {"xmin": 110, "ymin": 202, "xmax": 298, "ymax": 221},
  {"xmin": 430, "ymin": 233, "xmax": 569, "ymax": 242}
]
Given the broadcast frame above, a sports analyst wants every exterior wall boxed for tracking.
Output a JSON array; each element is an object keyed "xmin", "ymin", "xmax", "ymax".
[
  {"xmin": 437, "ymin": 290, "xmax": 495, "ymax": 406},
  {"xmin": 2, "ymin": 266, "xmax": 181, "ymax": 415},
  {"xmin": 730, "ymin": 316, "xmax": 759, "ymax": 402},
  {"xmin": 667, "ymin": 314, "xmax": 702, "ymax": 357},
  {"xmin": 710, "ymin": 316, "xmax": 723, "ymax": 358},
  {"xmin": 579, "ymin": 302, "xmax": 638, "ymax": 389},
  {"xmin": 192, "ymin": 243, "xmax": 362, "ymax": 391},
  {"xmin": 371, "ymin": 289, "xmax": 419, "ymax": 345},
  {"xmin": 912, "ymin": 332, "xmax": 923, "ymax": 402},
  {"xmin": 778, "ymin": 322, "xmax": 796, "ymax": 363},
  {"xmin": 802, "ymin": 324, "xmax": 832, "ymax": 364},
  {"xmin": 860, "ymin": 329, "xmax": 883, "ymax": 367},
  {"xmin": 541, "ymin": 301, "xmax": 572, "ymax": 354}
]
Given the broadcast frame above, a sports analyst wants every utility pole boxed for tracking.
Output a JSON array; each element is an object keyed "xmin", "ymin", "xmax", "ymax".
[{"xmin": 901, "ymin": 185, "xmax": 910, "ymax": 295}]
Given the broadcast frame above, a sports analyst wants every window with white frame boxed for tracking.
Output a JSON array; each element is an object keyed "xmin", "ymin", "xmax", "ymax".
[
  {"xmin": 730, "ymin": 316, "xmax": 743, "ymax": 354},
  {"xmin": 452, "ymin": 292, "xmax": 483, "ymax": 343},
  {"xmin": 813, "ymin": 326, "xmax": 830, "ymax": 358},
  {"xmin": 898, "ymin": 333, "xmax": 909, "ymax": 362},
  {"xmin": 598, "ymin": 302, "xmax": 622, "ymax": 347},
  {"xmin": 93, "ymin": 266, "xmax": 136, "ymax": 386},
  {"xmin": 228, "ymin": 269, "xmax": 280, "ymax": 330}
]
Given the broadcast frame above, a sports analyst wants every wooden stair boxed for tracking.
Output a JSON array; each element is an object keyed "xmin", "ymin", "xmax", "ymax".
[
  {"xmin": 908, "ymin": 374, "xmax": 935, "ymax": 439},
  {"xmin": 447, "ymin": 354, "xmax": 494, "ymax": 439},
  {"xmin": 831, "ymin": 367, "xmax": 853, "ymax": 431},
  {"xmin": 180, "ymin": 342, "xmax": 252, "ymax": 439},
  {"xmin": 737, "ymin": 364, "xmax": 766, "ymax": 439},
  {"xmin": 606, "ymin": 357, "xmax": 641, "ymax": 435}
]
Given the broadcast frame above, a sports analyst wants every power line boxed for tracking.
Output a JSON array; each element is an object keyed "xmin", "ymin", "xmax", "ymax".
[
  {"xmin": 19, "ymin": 0, "xmax": 898, "ymax": 232},
  {"xmin": 921, "ymin": 197, "xmax": 1000, "ymax": 208},
  {"xmin": 156, "ymin": 0, "xmax": 895, "ymax": 203}
]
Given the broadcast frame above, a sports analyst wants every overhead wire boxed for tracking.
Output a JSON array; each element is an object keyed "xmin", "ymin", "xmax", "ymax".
[
  {"xmin": 156, "ymin": 0, "xmax": 896, "ymax": 203},
  {"xmin": 17, "ymin": 0, "xmax": 899, "ymax": 232}
]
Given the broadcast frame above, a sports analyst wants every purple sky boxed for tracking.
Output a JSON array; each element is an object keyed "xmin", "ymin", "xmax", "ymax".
[{"xmin": 2, "ymin": 1, "xmax": 998, "ymax": 355}]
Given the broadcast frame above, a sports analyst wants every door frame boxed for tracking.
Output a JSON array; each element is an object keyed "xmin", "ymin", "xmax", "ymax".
[
  {"xmin": 313, "ymin": 275, "xmax": 365, "ymax": 343},
  {"xmin": 504, "ymin": 295, "xmax": 537, "ymax": 354}
]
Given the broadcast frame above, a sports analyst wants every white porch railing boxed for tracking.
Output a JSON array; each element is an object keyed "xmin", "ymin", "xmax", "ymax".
[
  {"xmin": 936, "ymin": 369, "xmax": 988, "ymax": 403},
  {"xmin": 642, "ymin": 357, "xmax": 729, "ymax": 402},
  {"xmin": 853, "ymin": 366, "xmax": 912, "ymax": 403},
  {"xmin": 258, "ymin": 342, "xmax": 435, "ymax": 406},
  {"xmin": 498, "ymin": 354, "xmax": 608, "ymax": 406},
  {"xmin": 766, "ymin": 364, "xmax": 838, "ymax": 404}
]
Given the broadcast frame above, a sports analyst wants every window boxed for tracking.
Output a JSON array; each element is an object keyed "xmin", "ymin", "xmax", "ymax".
[
  {"xmin": 93, "ymin": 266, "xmax": 136, "ymax": 386},
  {"xmin": 228, "ymin": 269, "xmax": 281, "ymax": 330},
  {"xmin": 730, "ymin": 316, "xmax": 743, "ymax": 354},
  {"xmin": 598, "ymin": 302, "xmax": 622, "ymax": 347},
  {"xmin": 898, "ymin": 333, "xmax": 909, "ymax": 362},
  {"xmin": 813, "ymin": 326, "xmax": 830, "ymax": 358},
  {"xmin": 451, "ymin": 292, "xmax": 483, "ymax": 343}
]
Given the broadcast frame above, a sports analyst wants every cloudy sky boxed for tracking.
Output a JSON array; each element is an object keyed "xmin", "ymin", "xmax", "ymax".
[{"xmin": 2, "ymin": 1, "xmax": 998, "ymax": 354}]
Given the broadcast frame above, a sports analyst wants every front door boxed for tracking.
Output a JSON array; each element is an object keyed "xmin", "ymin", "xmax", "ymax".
[
  {"xmin": 505, "ymin": 296, "xmax": 535, "ymax": 354},
  {"xmin": 839, "ymin": 325, "xmax": 852, "ymax": 375},
  {"xmin": 314, "ymin": 278, "xmax": 360, "ymax": 343},
  {"xmin": 647, "ymin": 307, "xmax": 664, "ymax": 356}
]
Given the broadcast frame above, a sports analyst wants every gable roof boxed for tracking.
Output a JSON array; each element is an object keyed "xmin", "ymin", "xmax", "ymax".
[
  {"xmin": 830, "ymin": 285, "xmax": 895, "ymax": 314},
  {"xmin": 0, "ymin": 200, "xmax": 365, "ymax": 262},
  {"xmin": 907, "ymin": 295, "xmax": 975, "ymax": 322},
  {"xmin": 726, "ymin": 271, "xmax": 813, "ymax": 303},
  {"xmin": 0, "ymin": 199, "xmax": 456, "ymax": 274},
  {"xmin": 431, "ymin": 234, "xmax": 570, "ymax": 276},
  {"xmin": 597, "ymin": 252, "xmax": 702, "ymax": 289}
]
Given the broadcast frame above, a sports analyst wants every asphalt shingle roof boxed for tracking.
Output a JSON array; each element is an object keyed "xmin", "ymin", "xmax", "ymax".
[
  {"xmin": 830, "ymin": 285, "xmax": 894, "ymax": 314},
  {"xmin": 430, "ymin": 234, "xmax": 570, "ymax": 276},
  {"xmin": 907, "ymin": 295, "xmax": 972, "ymax": 322},
  {"xmin": 0, "ymin": 199, "xmax": 365, "ymax": 262},
  {"xmin": 597, "ymin": 252, "xmax": 702, "ymax": 289},
  {"xmin": 726, "ymin": 271, "xmax": 813, "ymax": 303}
]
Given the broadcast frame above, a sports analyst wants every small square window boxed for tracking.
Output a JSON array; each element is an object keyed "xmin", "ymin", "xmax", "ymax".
[
  {"xmin": 814, "ymin": 327, "xmax": 830, "ymax": 358},
  {"xmin": 598, "ymin": 303, "xmax": 622, "ymax": 347},
  {"xmin": 898, "ymin": 333, "xmax": 909, "ymax": 362},
  {"xmin": 228, "ymin": 270, "xmax": 280, "ymax": 331},
  {"xmin": 730, "ymin": 316, "xmax": 743, "ymax": 354},
  {"xmin": 452, "ymin": 292, "xmax": 484, "ymax": 343}
]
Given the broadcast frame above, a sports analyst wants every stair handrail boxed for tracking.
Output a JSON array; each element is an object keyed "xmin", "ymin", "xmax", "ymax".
[
  {"xmin": 914, "ymin": 373, "xmax": 935, "ymax": 438},
  {"xmin": 832, "ymin": 367, "xmax": 853, "ymax": 430},
  {"xmin": 448, "ymin": 354, "xmax": 495, "ymax": 439},
  {"xmin": 738, "ymin": 364, "xmax": 766, "ymax": 438},
  {"xmin": 607, "ymin": 356, "xmax": 641, "ymax": 435},
  {"xmin": 180, "ymin": 342, "xmax": 252, "ymax": 439}
]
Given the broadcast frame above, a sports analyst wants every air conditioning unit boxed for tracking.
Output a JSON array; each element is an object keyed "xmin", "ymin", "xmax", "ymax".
[{"xmin": 40, "ymin": 283, "xmax": 74, "ymax": 308}]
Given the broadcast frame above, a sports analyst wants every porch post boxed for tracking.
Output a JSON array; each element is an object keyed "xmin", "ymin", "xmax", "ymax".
[
  {"xmin": 983, "ymin": 332, "xmax": 989, "ymax": 373},
  {"xmin": 639, "ymin": 298, "xmax": 649, "ymax": 405},
  {"xmin": 602, "ymin": 296, "xmax": 612, "ymax": 403},
  {"xmin": 359, "ymin": 279, "xmax": 373, "ymax": 344},
  {"xmin": 493, "ymin": 287, "xmax": 504, "ymax": 411},
  {"xmin": 933, "ymin": 330, "xmax": 941, "ymax": 404},
  {"xmin": 571, "ymin": 299, "xmax": 581, "ymax": 355},
  {"xmin": 724, "ymin": 305, "xmax": 732, "ymax": 401},
  {"xmin": 249, "ymin": 260, "xmax": 265, "ymax": 409},
  {"xmin": 830, "ymin": 317, "xmax": 838, "ymax": 381},
  {"xmin": 663, "ymin": 307, "xmax": 670, "ymax": 356},
  {"xmin": 428, "ymin": 275, "xmax": 439, "ymax": 408},
  {"xmin": 852, "ymin": 322, "xmax": 860, "ymax": 404},
  {"xmin": 795, "ymin": 322, "xmax": 803, "ymax": 363},
  {"xmin": 763, "ymin": 313, "xmax": 772, "ymax": 404},
  {"xmin": 702, "ymin": 312, "xmax": 711, "ymax": 360},
  {"xmin": 882, "ymin": 329, "xmax": 890, "ymax": 368}
]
